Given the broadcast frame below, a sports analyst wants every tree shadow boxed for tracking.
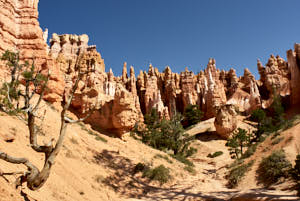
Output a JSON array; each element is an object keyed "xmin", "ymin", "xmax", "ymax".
[
  {"xmin": 231, "ymin": 188, "xmax": 299, "ymax": 200},
  {"xmin": 195, "ymin": 131, "xmax": 222, "ymax": 142},
  {"xmin": 20, "ymin": 191, "xmax": 32, "ymax": 201},
  {"xmin": 255, "ymin": 165, "xmax": 299, "ymax": 199},
  {"xmin": 92, "ymin": 149, "xmax": 237, "ymax": 200},
  {"xmin": 255, "ymin": 163, "xmax": 287, "ymax": 188},
  {"xmin": 1, "ymin": 173, "xmax": 37, "ymax": 201},
  {"xmin": 89, "ymin": 124, "xmax": 118, "ymax": 138},
  {"xmin": 69, "ymin": 106, "xmax": 120, "ymax": 138}
]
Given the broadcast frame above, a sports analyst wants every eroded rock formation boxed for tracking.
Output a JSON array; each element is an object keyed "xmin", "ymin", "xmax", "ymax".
[
  {"xmin": 287, "ymin": 44, "xmax": 300, "ymax": 107},
  {"xmin": 49, "ymin": 33, "xmax": 92, "ymax": 62},
  {"xmin": 0, "ymin": 0, "xmax": 49, "ymax": 84},
  {"xmin": 0, "ymin": 0, "xmax": 65, "ymax": 102},
  {"xmin": 214, "ymin": 104, "xmax": 238, "ymax": 139},
  {"xmin": 51, "ymin": 43, "xmax": 295, "ymax": 137},
  {"xmin": 48, "ymin": 35, "xmax": 143, "ymax": 135},
  {"xmin": 85, "ymin": 83, "xmax": 143, "ymax": 137},
  {"xmin": 1, "ymin": 0, "xmax": 300, "ymax": 137},
  {"xmin": 0, "ymin": 0, "xmax": 46, "ymax": 60},
  {"xmin": 257, "ymin": 55, "xmax": 290, "ymax": 108}
]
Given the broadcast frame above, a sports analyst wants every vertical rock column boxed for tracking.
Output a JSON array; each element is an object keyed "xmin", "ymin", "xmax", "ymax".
[{"xmin": 287, "ymin": 44, "xmax": 300, "ymax": 106}]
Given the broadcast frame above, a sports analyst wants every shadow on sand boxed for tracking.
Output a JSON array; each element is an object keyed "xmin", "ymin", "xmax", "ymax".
[
  {"xmin": 93, "ymin": 149, "xmax": 238, "ymax": 201},
  {"xmin": 195, "ymin": 131, "xmax": 222, "ymax": 142}
]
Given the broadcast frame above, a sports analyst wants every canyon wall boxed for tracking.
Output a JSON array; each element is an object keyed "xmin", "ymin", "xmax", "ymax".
[
  {"xmin": 287, "ymin": 44, "xmax": 300, "ymax": 108},
  {"xmin": 0, "ymin": 0, "xmax": 64, "ymax": 102},
  {"xmin": 0, "ymin": 0, "xmax": 45, "ymax": 60},
  {"xmin": 0, "ymin": 0, "xmax": 46, "ymax": 84},
  {"xmin": 1, "ymin": 0, "xmax": 300, "ymax": 137}
]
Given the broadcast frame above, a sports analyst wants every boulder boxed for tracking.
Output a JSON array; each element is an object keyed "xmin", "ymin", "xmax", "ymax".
[{"xmin": 214, "ymin": 104, "xmax": 238, "ymax": 139}]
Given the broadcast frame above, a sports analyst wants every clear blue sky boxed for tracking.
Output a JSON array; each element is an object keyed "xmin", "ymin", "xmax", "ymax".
[{"xmin": 39, "ymin": 0, "xmax": 300, "ymax": 78}]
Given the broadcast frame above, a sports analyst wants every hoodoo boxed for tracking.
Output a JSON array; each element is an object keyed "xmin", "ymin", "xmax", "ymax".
[{"xmin": 0, "ymin": 0, "xmax": 300, "ymax": 137}]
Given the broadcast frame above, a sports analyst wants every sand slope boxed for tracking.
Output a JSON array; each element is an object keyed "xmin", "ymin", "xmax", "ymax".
[{"xmin": 0, "ymin": 101, "xmax": 299, "ymax": 200}]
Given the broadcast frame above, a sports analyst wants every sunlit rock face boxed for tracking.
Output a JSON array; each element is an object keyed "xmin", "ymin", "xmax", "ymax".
[
  {"xmin": 214, "ymin": 104, "xmax": 238, "ymax": 139},
  {"xmin": 1, "ymin": 0, "xmax": 300, "ymax": 137},
  {"xmin": 226, "ymin": 68, "xmax": 261, "ymax": 114},
  {"xmin": 0, "ymin": 0, "xmax": 65, "ymax": 102},
  {"xmin": 0, "ymin": 0, "xmax": 49, "ymax": 83},
  {"xmin": 0, "ymin": 0, "xmax": 143, "ymax": 136},
  {"xmin": 0, "ymin": 0, "xmax": 46, "ymax": 60},
  {"xmin": 257, "ymin": 55, "xmax": 290, "ymax": 108},
  {"xmin": 84, "ymin": 83, "xmax": 144, "ymax": 137},
  {"xmin": 287, "ymin": 44, "xmax": 300, "ymax": 107},
  {"xmin": 48, "ymin": 35, "xmax": 144, "ymax": 136}
]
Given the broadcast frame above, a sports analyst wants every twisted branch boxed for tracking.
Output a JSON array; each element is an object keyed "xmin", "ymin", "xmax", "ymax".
[{"xmin": 0, "ymin": 52, "xmax": 97, "ymax": 191}]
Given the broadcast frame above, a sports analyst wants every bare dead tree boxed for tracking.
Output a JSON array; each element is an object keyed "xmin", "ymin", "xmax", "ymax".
[{"xmin": 0, "ymin": 51, "xmax": 97, "ymax": 190}]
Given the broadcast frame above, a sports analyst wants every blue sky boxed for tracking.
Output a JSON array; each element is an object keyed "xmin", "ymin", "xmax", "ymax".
[{"xmin": 39, "ymin": 0, "xmax": 300, "ymax": 78}]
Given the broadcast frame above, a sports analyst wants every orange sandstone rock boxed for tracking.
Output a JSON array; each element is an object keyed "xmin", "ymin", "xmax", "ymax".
[
  {"xmin": 1, "ymin": 0, "xmax": 300, "ymax": 137},
  {"xmin": 287, "ymin": 44, "xmax": 300, "ymax": 107},
  {"xmin": 214, "ymin": 104, "xmax": 238, "ymax": 139}
]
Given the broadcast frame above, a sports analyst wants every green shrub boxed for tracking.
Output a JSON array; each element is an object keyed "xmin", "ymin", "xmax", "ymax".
[
  {"xmin": 144, "ymin": 108, "xmax": 160, "ymax": 126},
  {"xmin": 184, "ymin": 165, "xmax": 196, "ymax": 175},
  {"xmin": 132, "ymin": 109, "xmax": 197, "ymax": 163},
  {"xmin": 258, "ymin": 134, "xmax": 267, "ymax": 142},
  {"xmin": 228, "ymin": 159, "xmax": 244, "ymax": 169},
  {"xmin": 182, "ymin": 104, "xmax": 203, "ymax": 128},
  {"xmin": 292, "ymin": 154, "xmax": 300, "ymax": 196},
  {"xmin": 133, "ymin": 163, "xmax": 172, "ymax": 184},
  {"xmin": 270, "ymin": 93, "xmax": 285, "ymax": 126},
  {"xmin": 95, "ymin": 136, "xmax": 107, "ymax": 143},
  {"xmin": 241, "ymin": 144, "xmax": 257, "ymax": 159},
  {"xmin": 133, "ymin": 162, "xmax": 149, "ymax": 174},
  {"xmin": 294, "ymin": 154, "xmax": 300, "ymax": 179},
  {"xmin": 258, "ymin": 150, "xmax": 292, "ymax": 185},
  {"xmin": 142, "ymin": 165, "xmax": 171, "ymax": 184},
  {"xmin": 251, "ymin": 93, "xmax": 286, "ymax": 143},
  {"xmin": 171, "ymin": 154, "xmax": 194, "ymax": 167},
  {"xmin": 271, "ymin": 132, "xmax": 280, "ymax": 140},
  {"xmin": 250, "ymin": 109, "xmax": 266, "ymax": 122},
  {"xmin": 254, "ymin": 116, "xmax": 276, "ymax": 141},
  {"xmin": 281, "ymin": 119, "xmax": 294, "ymax": 131},
  {"xmin": 154, "ymin": 154, "xmax": 173, "ymax": 164},
  {"xmin": 94, "ymin": 175, "xmax": 105, "ymax": 183},
  {"xmin": 271, "ymin": 137, "xmax": 284, "ymax": 145},
  {"xmin": 184, "ymin": 147, "xmax": 197, "ymax": 157},
  {"xmin": 227, "ymin": 160, "xmax": 254, "ymax": 188},
  {"xmin": 207, "ymin": 151, "xmax": 223, "ymax": 158}
]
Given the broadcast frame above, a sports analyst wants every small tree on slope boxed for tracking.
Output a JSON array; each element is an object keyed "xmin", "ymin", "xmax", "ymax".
[
  {"xmin": 0, "ymin": 51, "xmax": 97, "ymax": 191},
  {"xmin": 226, "ymin": 128, "xmax": 251, "ymax": 159}
]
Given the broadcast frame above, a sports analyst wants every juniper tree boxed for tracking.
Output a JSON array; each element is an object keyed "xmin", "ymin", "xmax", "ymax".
[{"xmin": 0, "ymin": 51, "xmax": 97, "ymax": 190}]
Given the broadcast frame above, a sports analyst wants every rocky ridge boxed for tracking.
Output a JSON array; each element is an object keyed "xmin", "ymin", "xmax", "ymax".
[{"xmin": 1, "ymin": 0, "xmax": 300, "ymax": 137}]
